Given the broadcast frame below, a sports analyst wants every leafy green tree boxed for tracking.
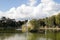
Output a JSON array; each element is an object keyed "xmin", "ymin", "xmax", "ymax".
[
  {"xmin": 38, "ymin": 19, "xmax": 45, "ymax": 27},
  {"xmin": 30, "ymin": 19, "xmax": 40, "ymax": 30},
  {"xmin": 55, "ymin": 13, "xmax": 60, "ymax": 27}
]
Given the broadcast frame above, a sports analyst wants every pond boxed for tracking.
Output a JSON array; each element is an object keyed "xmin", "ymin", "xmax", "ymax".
[
  {"xmin": 0, "ymin": 32, "xmax": 60, "ymax": 40},
  {"xmin": 0, "ymin": 33, "xmax": 27, "ymax": 40},
  {"xmin": 27, "ymin": 32, "xmax": 60, "ymax": 40}
]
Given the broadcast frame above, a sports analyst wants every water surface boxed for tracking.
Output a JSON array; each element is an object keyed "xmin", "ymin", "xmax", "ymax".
[
  {"xmin": 27, "ymin": 32, "xmax": 60, "ymax": 40},
  {"xmin": 0, "ymin": 32, "xmax": 60, "ymax": 40},
  {"xmin": 0, "ymin": 33, "xmax": 27, "ymax": 40}
]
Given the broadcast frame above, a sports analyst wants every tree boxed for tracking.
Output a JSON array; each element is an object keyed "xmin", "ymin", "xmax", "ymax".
[
  {"xmin": 55, "ymin": 13, "xmax": 60, "ymax": 27},
  {"xmin": 30, "ymin": 19, "xmax": 40, "ymax": 30},
  {"xmin": 38, "ymin": 19, "xmax": 45, "ymax": 27}
]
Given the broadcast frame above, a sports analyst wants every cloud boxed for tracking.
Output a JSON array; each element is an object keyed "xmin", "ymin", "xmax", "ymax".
[
  {"xmin": 0, "ymin": 0, "xmax": 60, "ymax": 20},
  {"xmin": 29, "ymin": 0, "xmax": 37, "ymax": 6}
]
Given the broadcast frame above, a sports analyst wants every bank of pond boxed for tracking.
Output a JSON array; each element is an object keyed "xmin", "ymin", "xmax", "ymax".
[
  {"xmin": 0, "ymin": 29, "xmax": 22, "ymax": 33},
  {"xmin": 0, "ymin": 29, "xmax": 60, "ymax": 33}
]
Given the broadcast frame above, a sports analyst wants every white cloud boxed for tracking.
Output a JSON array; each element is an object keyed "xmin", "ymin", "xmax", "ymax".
[
  {"xmin": 29, "ymin": 0, "xmax": 37, "ymax": 6},
  {"xmin": 0, "ymin": 0, "xmax": 60, "ymax": 20}
]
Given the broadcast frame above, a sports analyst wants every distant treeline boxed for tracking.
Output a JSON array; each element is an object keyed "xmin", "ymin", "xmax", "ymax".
[
  {"xmin": 0, "ymin": 17, "xmax": 27, "ymax": 29},
  {"xmin": 29, "ymin": 13, "xmax": 60, "ymax": 30}
]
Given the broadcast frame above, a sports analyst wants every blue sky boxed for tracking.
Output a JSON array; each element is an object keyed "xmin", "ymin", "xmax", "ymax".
[
  {"xmin": 0, "ymin": 0, "xmax": 60, "ymax": 11},
  {"xmin": 54, "ymin": 0, "xmax": 60, "ymax": 3},
  {"xmin": 0, "ymin": 0, "xmax": 28, "ymax": 11},
  {"xmin": 0, "ymin": 0, "xmax": 40, "ymax": 11}
]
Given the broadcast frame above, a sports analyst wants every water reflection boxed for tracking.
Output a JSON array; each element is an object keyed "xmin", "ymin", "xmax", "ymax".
[
  {"xmin": 0, "ymin": 33, "xmax": 27, "ymax": 40},
  {"xmin": 27, "ymin": 32, "xmax": 60, "ymax": 40},
  {"xmin": 0, "ymin": 32, "xmax": 60, "ymax": 40}
]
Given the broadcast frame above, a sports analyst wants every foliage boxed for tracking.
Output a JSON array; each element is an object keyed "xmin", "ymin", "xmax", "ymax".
[
  {"xmin": 30, "ymin": 19, "xmax": 40, "ymax": 30},
  {"xmin": 0, "ymin": 17, "xmax": 28, "ymax": 29},
  {"xmin": 29, "ymin": 13, "xmax": 60, "ymax": 30}
]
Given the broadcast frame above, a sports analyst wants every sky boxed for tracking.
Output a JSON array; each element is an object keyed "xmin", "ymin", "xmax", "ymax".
[{"xmin": 0, "ymin": 0, "xmax": 60, "ymax": 20}]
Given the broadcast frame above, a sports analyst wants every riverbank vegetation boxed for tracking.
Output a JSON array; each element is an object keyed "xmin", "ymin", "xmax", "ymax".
[
  {"xmin": 29, "ymin": 13, "xmax": 60, "ymax": 32},
  {"xmin": 0, "ymin": 13, "xmax": 60, "ymax": 33},
  {"xmin": 0, "ymin": 17, "xmax": 27, "ymax": 31}
]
